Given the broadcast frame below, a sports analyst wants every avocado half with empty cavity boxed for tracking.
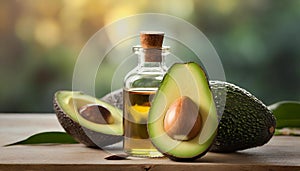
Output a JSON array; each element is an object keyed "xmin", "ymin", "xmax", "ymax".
[
  {"xmin": 147, "ymin": 62, "xmax": 218, "ymax": 161},
  {"xmin": 53, "ymin": 91, "xmax": 123, "ymax": 148}
]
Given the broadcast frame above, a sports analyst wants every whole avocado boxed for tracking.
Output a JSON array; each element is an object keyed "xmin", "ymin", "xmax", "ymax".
[{"xmin": 209, "ymin": 81, "xmax": 276, "ymax": 152}]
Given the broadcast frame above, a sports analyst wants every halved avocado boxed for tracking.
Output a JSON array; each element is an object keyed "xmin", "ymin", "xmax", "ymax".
[
  {"xmin": 53, "ymin": 91, "xmax": 123, "ymax": 148},
  {"xmin": 147, "ymin": 62, "xmax": 218, "ymax": 161}
]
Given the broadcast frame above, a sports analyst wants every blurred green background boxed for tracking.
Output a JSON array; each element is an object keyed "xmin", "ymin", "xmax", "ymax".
[{"xmin": 0, "ymin": 0, "xmax": 299, "ymax": 113}]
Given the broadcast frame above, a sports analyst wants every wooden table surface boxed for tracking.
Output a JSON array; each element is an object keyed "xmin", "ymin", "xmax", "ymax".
[{"xmin": 0, "ymin": 114, "xmax": 299, "ymax": 171}]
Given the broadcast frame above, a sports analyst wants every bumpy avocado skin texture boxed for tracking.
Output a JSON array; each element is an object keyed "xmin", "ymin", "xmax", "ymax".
[
  {"xmin": 209, "ymin": 81, "xmax": 276, "ymax": 153},
  {"xmin": 53, "ymin": 91, "xmax": 123, "ymax": 148}
]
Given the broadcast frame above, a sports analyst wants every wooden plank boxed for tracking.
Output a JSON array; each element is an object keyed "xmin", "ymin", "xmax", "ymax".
[{"xmin": 0, "ymin": 114, "xmax": 299, "ymax": 171}]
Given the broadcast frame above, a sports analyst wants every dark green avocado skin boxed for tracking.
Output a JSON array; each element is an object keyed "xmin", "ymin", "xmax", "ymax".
[
  {"xmin": 209, "ymin": 81, "xmax": 276, "ymax": 153},
  {"xmin": 162, "ymin": 149, "xmax": 208, "ymax": 162},
  {"xmin": 53, "ymin": 93, "xmax": 123, "ymax": 149},
  {"xmin": 102, "ymin": 81, "xmax": 276, "ymax": 153}
]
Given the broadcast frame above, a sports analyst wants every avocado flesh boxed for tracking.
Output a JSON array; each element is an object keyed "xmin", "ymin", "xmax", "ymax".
[
  {"xmin": 54, "ymin": 91, "xmax": 123, "ymax": 148},
  {"xmin": 209, "ymin": 81, "xmax": 276, "ymax": 153},
  {"xmin": 148, "ymin": 63, "xmax": 218, "ymax": 161}
]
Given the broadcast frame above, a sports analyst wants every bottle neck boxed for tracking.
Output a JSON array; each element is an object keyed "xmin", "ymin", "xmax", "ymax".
[
  {"xmin": 138, "ymin": 56, "xmax": 165, "ymax": 68},
  {"xmin": 137, "ymin": 48, "xmax": 167, "ymax": 69}
]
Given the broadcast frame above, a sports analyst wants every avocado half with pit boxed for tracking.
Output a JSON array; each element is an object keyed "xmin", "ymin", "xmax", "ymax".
[
  {"xmin": 53, "ymin": 91, "xmax": 123, "ymax": 148},
  {"xmin": 147, "ymin": 62, "xmax": 218, "ymax": 161}
]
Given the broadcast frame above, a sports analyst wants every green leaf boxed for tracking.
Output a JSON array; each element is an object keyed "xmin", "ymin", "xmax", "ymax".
[
  {"xmin": 4, "ymin": 131, "xmax": 78, "ymax": 146},
  {"xmin": 268, "ymin": 101, "xmax": 300, "ymax": 129}
]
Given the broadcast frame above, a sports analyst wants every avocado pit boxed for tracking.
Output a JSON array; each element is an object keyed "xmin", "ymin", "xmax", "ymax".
[
  {"xmin": 79, "ymin": 104, "xmax": 114, "ymax": 124},
  {"xmin": 163, "ymin": 96, "xmax": 202, "ymax": 141}
]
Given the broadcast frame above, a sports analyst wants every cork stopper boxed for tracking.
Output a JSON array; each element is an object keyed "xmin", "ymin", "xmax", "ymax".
[
  {"xmin": 140, "ymin": 31, "xmax": 164, "ymax": 62},
  {"xmin": 140, "ymin": 31, "xmax": 164, "ymax": 48}
]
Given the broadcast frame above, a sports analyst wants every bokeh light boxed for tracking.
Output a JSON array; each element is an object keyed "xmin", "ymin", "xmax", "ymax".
[{"xmin": 0, "ymin": 0, "xmax": 299, "ymax": 112}]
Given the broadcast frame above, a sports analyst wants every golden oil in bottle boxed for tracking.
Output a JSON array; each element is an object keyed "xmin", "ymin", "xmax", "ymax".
[{"xmin": 123, "ymin": 88, "xmax": 162, "ymax": 157}]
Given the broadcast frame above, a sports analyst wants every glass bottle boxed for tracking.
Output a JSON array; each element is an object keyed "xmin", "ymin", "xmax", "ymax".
[{"xmin": 123, "ymin": 32, "xmax": 169, "ymax": 157}]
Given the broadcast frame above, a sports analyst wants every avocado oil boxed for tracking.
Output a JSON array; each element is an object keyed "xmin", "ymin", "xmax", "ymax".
[
  {"xmin": 123, "ymin": 32, "xmax": 168, "ymax": 157},
  {"xmin": 123, "ymin": 89, "xmax": 161, "ymax": 157}
]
